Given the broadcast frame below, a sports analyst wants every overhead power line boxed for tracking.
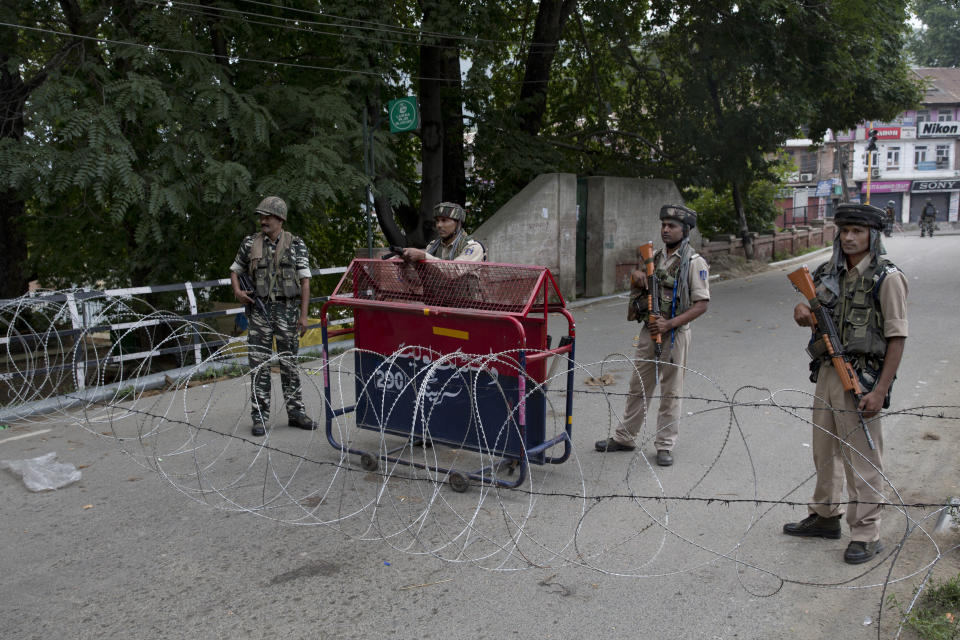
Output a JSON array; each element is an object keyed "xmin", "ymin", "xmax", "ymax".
[
  {"xmin": 145, "ymin": 0, "xmax": 562, "ymax": 49},
  {"xmin": 0, "ymin": 20, "xmax": 549, "ymax": 84}
]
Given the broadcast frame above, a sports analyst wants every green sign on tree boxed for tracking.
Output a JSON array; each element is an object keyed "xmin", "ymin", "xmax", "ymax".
[{"xmin": 388, "ymin": 97, "xmax": 419, "ymax": 133}]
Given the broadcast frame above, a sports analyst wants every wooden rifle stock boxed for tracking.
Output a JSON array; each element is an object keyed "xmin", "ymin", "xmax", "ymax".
[
  {"xmin": 787, "ymin": 265, "xmax": 876, "ymax": 450},
  {"xmin": 638, "ymin": 242, "xmax": 662, "ymax": 357}
]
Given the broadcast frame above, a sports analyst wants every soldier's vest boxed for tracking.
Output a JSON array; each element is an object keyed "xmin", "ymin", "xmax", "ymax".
[
  {"xmin": 655, "ymin": 256, "xmax": 680, "ymax": 316},
  {"xmin": 249, "ymin": 231, "xmax": 300, "ymax": 300},
  {"xmin": 809, "ymin": 258, "xmax": 897, "ymax": 388},
  {"xmin": 630, "ymin": 244, "xmax": 698, "ymax": 324},
  {"xmin": 426, "ymin": 230, "xmax": 486, "ymax": 261}
]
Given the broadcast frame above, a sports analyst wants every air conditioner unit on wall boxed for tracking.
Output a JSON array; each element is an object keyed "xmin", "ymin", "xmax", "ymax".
[
  {"xmin": 871, "ymin": 168, "xmax": 880, "ymax": 178},
  {"xmin": 799, "ymin": 173, "xmax": 813, "ymax": 182}
]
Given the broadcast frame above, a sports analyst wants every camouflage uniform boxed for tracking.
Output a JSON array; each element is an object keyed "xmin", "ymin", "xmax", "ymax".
[{"xmin": 230, "ymin": 232, "xmax": 312, "ymax": 426}]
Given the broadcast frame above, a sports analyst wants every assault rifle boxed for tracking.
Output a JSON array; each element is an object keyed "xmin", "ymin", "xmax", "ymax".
[
  {"xmin": 787, "ymin": 265, "xmax": 876, "ymax": 450},
  {"xmin": 381, "ymin": 245, "xmax": 405, "ymax": 260},
  {"xmin": 638, "ymin": 242, "xmax": 662, "ymax": 358},
  {"xmin": 237, "ymin": 272, "xmax": 268, "ymax": 317}
]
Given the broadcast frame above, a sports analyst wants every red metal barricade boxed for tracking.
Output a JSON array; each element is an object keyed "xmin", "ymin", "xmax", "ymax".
[{"xmin": 320, "ymin": 258, "xmax": 576, "ymax": 491}]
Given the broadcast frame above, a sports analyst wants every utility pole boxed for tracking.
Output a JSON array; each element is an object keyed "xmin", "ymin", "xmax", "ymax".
[
  {"xmin": 837, "ymin": 143, "xmax": 851, "ymax": 204},
  {"xmin": 362, "ymin": 107, "xmax": 374, "ymax": 258}
]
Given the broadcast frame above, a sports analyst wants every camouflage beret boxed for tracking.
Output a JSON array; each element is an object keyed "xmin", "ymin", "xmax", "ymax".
[
  {"xmin": 834, "ymin": 203, "xmax": 884, "ymax": 229},
  {"xmin": 659, "ymin": 204, "xmax": 697, "ymax": 228}
]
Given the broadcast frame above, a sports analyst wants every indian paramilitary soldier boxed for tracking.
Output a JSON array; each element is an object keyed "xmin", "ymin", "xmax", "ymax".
[
  {"xmin": 920, "ymin": 197, "xmax": 938, "ymax": 237},
  {"xmin": 229, "ymin": 196, "xmax": 318, "ymax": 437},
  {"xmin": 401, "ymin": 202, "xmax": 486, "ymax": 262},
  {"xmin": 595, "ymin": 204, "xmax": 710, "ymax": 467},
  {"xmin": 783, "ymin": 203, "xmax": 907, "ymax": 564}
]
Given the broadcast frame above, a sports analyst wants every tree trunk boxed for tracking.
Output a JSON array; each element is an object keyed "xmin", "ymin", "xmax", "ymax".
[
  {"xmin": 440, "ymin": 47, "xmax": 465, "ymax": 207},
  {"xmin": 0, "ymin": 190, "xmax": 29, "ymax": 298},
  {"xmin": 731, "ymin": 182, "xmax": 755, "ymax": 260},
  {"xmin": 518, "ymin": 0, "xmax": 576, "ymax": 136},
  {"xmin": 0, "ymin": 53, "xmax": 30, "ymax": 298},
  {"xmin": 418, "ymin": 0, "xmax": 465, "ymax": 246},
  {"xmin": 418, "ymin": 42, "xmax": 445, "ymax": 241},
  {"xmin": 373, "ymin": 192, "xmax": 409, "ymax": 248}
]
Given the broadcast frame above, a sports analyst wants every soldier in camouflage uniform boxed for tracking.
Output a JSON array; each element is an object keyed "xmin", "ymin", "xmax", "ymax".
[{"xmin": 229, "ymin": 196, "xmax": 317, "ymax": 436}]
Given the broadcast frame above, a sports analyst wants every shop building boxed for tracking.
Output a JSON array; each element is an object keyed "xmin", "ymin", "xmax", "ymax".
[{"xmin": 778, "ymin": 67, "xmax": 960, "ymax": 226}]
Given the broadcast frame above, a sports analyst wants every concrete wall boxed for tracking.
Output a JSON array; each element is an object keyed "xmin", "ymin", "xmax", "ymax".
[
  {"xmin": 699, "ymin": 222, "xmax": 837, "ymax": 263},
  {"xmin": 583, "ymin": 177, "xmax": 694, "ymax": 297},
  {"xmin": 473, "ymin": 174, "xmax": 694, "ymax": 299},
  {"xmin": 472, "ymin": 173, "xmax": 578, "ymax": 296}
]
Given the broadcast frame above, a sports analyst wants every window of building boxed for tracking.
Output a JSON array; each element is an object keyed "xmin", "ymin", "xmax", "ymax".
[
  {"xmin": 937, "ymin": 109, "xmax": 954, "ymax": 122},
  {"xmin": 917, "ymin": 110, "xmax": 931, "ymax": 123},
  {"xmin": 936, "ymin": 144, "xmax": 951, "ymax": 167},
  {"xmin": 886, "ymin": 146, "xmax": 900, "ymax": 170},
  {"xmin": 915, "ymin": 145, "xmax": 928, "ymax": 166},
  {"xmin": 863, "ymin": 150, "xmax": 879, "ymax": 171},
  {"xmin": 794, "ymin": 150, "xmax": 817, "ymax": 174}
]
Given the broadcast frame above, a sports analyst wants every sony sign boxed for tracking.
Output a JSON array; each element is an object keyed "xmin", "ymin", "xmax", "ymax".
[
  {"xmin": 912, "ymin": 180, "xmax": 960, "ymax": 192},
  {"xmin": 918, "ymin": 121, "xmax": 960, "ymax": 138}
]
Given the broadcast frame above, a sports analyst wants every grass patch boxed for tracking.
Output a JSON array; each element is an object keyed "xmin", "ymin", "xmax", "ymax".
[
  {"xmin": 115, "ymin": 385, "xmax": 136, "ymax": 401},
  {"xmin": 189, "ymin": 363, "xmax": 249, "ymax": 382},
  {"xmin": 891, "ymin": 572, "xmax": 960, "ymax": 639}
]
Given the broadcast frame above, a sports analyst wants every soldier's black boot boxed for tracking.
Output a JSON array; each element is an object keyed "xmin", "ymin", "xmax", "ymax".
[
  {"xmin": 782, "ymin": 514, "xmax": 842, "ymax": 539},
  {"xmin": 288, "ymin": 415, "xmax": 318, "ymax": 430},
  {"xmin": 844, "ymin": 540, "xmax": 883, "ymax": 564}
]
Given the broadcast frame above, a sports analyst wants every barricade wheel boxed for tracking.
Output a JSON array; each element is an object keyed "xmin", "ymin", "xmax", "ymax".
[
  {"xmin": 359, "ymin": 453, "xmax": 378, "ymax": 472},
  {"xmin": 449, "ymin": 471, "xmax": 469, "ymax": 493}
]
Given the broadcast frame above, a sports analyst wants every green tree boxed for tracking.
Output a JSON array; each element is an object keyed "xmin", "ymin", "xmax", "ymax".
[
  {"xmin": 619, "ymin": 0, "xmax": 921, "ymax": 258},
  {"xmin": 1, "ymin": 0, "xmax": 369, "ymax": 292},
  {"xmin": 466, "ymin": 0, "xmax": 651, "ymax": 217},
  {"xmin": 685, "ymin": 181, "xmax": 782, "ymax": 238},
  {"xmin": 909, "ymin": 0, "xmax": 960, "ymax": 66}
]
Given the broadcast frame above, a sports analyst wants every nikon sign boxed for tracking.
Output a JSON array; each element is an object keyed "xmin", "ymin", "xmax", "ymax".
[{"xmin": 918, "ymin": 121, "xmax": 960, "ymax": 138}]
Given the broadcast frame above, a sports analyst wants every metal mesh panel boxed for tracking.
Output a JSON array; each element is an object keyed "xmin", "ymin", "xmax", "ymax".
[{"xmin": 331, "ymin": 259, "xmax": 564, "ymax": 314}]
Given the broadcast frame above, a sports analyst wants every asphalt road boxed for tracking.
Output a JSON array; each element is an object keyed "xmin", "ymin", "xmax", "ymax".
[{"xmin": 1, "ymin": 230, "xmax": 958, "ymax": 640}]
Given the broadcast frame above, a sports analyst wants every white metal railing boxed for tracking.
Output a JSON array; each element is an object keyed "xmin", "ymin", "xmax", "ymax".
[{"xmin": 0, "ymin": 267, "xmax": 351, "ymax": 391}]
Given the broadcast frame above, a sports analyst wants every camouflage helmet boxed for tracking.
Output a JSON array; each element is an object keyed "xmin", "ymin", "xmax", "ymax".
[
  {"xmin": 887, "ymin": 200, "xmax": 895, "ymax": 207},
  {"xmin": 255, "ymin": 196, "xmax": 288, "ymax": 221},
  {"xmin": 433, "ymin": 201, "xmax": 466, "ymax": 223},
  {"xmin": 659, "ymin": 204, "xmax": 697, "ymax": 229}
]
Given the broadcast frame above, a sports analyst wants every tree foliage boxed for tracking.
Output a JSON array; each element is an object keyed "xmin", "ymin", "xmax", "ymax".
[
  {"xmin": 619, "ymin": 0, "xmax": 921, "ymax": 253},
  {"xmin": 1, "ymin": 0, "xmax": 367, "ymax": 292},
  {"xmin": 685, "ymin": 170, "xmax": 788, "ymax": 238},
  {"xmin": 909, "ymin": 0, "xmax": 960, "ymax": 66},
  {"xmin": 0, "ymin": 0, "xmax": 924, "ymax": 295}
]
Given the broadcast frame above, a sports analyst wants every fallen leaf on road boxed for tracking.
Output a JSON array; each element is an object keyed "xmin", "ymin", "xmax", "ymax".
[
  {"xmin": 584, "ymin": 373, "xmax": 615, "ymax": 386},
  {"xmin": 922, "ymin": 432, "xmax": 941, "ymax": 441},
  {"xmin": 82, "ymin": 504, "xmax": 93, "ymax": 510}
]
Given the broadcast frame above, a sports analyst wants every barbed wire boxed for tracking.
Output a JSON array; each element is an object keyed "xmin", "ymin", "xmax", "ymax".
[{"xmin": 1, "ymin": 290, "xmax": 958, "ymax": 638}]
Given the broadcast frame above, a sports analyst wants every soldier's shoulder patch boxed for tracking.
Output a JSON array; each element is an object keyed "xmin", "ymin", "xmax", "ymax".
[
  {"xmin": 884, "ymin": 265, "xmax": 900, "ymax": 275},
  {"xmin": 464, "ymin": 246, "xmax": 475, "ymax": 255},
  {"xmin": 699, "ymin": 269, "xmax": 708, "ymax": 281}
]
